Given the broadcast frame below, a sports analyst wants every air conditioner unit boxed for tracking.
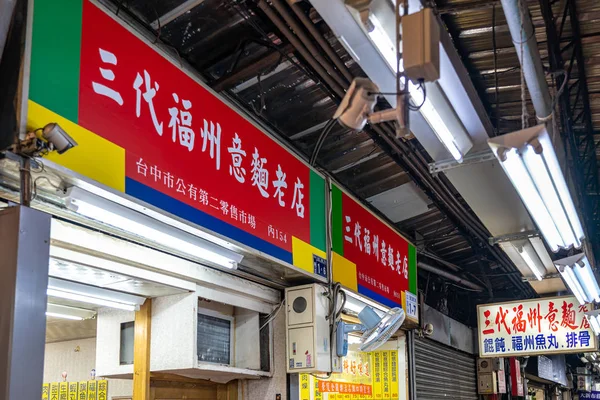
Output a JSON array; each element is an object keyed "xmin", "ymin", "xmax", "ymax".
[{"xmin": 285, "ymin": 284, "xmax": 332, "ymax": 373}]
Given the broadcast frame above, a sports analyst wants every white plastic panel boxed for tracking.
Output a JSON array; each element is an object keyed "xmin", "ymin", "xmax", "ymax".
[
  {"xmin": 288, "ymin": 326, "xmax": 315, "ymax": 369},
  {"xmin": 287, "ymin": 287, "xmax": 314, "ymax": 326}
]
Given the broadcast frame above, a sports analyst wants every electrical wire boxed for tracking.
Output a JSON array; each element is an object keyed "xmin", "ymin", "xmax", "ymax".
[
  {"xmin": 310, "ymin": 119, "xmax": 336, "ymax": 166},
  {"xmin": 259, "ymin": 298, "xmax": 285, "ymax": 331},
  {"xmin": 408, "ymin": 81, "xmax": 426, "ymax": 112}
]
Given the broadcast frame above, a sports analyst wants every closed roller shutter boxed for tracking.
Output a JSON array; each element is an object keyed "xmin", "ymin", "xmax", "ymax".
[{"xmin": 415, "ymin": 337, "xmax": 478, "ymax": 400}]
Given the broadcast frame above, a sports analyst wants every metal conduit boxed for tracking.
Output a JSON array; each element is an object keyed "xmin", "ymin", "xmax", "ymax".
[
  {"xmin": 258, "ymin": 0, "xmax": 535, "ymax": 296},
  {"xmin": 257, "ymin": 0, "xmax": 346, "ymax": 97},
  {"xmin": 270, "ymin": 0, "xmax": 349, "ymax": 89},
  {"xmin": 289, "ymin": 2, "xmax": 354, "ymax": 84},
  {"xmin": 500, "ymin": 0, "xmax": 553, "ymax": 120},
  {"xmin": 418, "ymin": 262, "xmax": 484, "ymax": 291}
]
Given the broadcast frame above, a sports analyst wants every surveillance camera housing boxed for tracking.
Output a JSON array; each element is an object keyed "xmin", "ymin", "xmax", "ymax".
[
  {"xmin": 333, "ymin": 78, "xmax": 379, "ymax": 131},
  {"xmin": 423, "ymin": 323, "xmax": 434, "ymax": 336},
  {"xmin": 42, "ymin": 123, "xmax": 77, "ymax": 154}
]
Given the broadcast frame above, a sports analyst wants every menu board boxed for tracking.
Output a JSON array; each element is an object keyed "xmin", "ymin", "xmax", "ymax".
[{"xmin": 299, "ymin": 340, "xmax": 405, "ymax": 400}]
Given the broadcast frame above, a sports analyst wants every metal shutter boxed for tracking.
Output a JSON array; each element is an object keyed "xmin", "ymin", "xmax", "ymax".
[{"xmin": 415, "ymin": 337, "xmax": 478, "ymax": 400}]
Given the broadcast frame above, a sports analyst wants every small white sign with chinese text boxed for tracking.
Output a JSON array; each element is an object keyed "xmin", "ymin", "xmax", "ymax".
[{"xmin": 477, "ymin": 296, "xmax": 597, "ymax": 358}]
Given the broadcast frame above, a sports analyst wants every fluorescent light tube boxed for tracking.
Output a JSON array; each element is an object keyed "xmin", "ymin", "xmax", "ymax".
[
  {"xmin": 365, "ymin": 18, "xmax": 469, "ymax": 163},
  {"xmin": 66, "ymin": 187, "xmax": 242, "ymax": 270},
  {"xmin": 502, "ymin": 148, "xmax": 564, "ymax": 252},
  {"xmin": 345, "ymin": 290, "xmax": 388, "ymax": 314},
  {"xmin": 347, "ymin": 335, "xmax": 363, "ymax": 345},
  {"xmin": 560, "ymin": 266, "xmax": 588, "ymax": 305},
  {"xmin": 368, "ymin": 15, "xmax": 397, "ymax": 72},
  {"xmin": 47, "ymin": 288, "xmax": 137, "ymax": 311},
  {"xmin": 556, "ymin": 253, "xmax": 600, "ymax": 305},
  {"xmin": 574, "ymin": 258, "xmax": 600, "ymax": 303},
  {"xmin": 46, "ymin": 303, "xmax": 96, "ymax": 320},
  {"xmin": 48, "ymin": 277, "xmax": 143, "ymax": 311},
  {"xmin": 414, "ymin": 93, "xmax": 463, "ymax": 162},
  {"xmin": 519, "ymin": 247, "xmax": 543, "ymax": 281},
  {"xmin": 522, "ymin": 144, "xmax": 577, "ymax": 247},
  {"xmin": 537, "ymin": 132, "xmax": 584, "ymax": 242},
  {"xmin": 46, "ymin": 312, "xmax": 84, "ymax": 321},
  {"xmin": 590, "ymin": 316, "xmax": 600, "ymax": 336},
  {"xmin": 488, "ymin": 125, "xmax": 585, "ymax": 251}
]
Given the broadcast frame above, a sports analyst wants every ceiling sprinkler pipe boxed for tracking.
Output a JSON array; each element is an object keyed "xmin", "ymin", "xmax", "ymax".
[
  {"xmin": 418, "ymin": 261, "xmax": 485, "ymax": 291},
  {"xmin": 500, "ymin": 0, "xmax": 553, "ymax": 120}
]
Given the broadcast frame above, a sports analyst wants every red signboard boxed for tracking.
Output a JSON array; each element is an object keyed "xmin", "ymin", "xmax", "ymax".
[
  {"xmin": 332, "ymin": 185, "xmax": 417, "ymax": 308},
  {"xmin": 28, "ymin": 0, "xmax": 327, "ymax": 271},
  {"xmin": 510, "ymin": 358, "xmax": 524, "ymax": 397}
]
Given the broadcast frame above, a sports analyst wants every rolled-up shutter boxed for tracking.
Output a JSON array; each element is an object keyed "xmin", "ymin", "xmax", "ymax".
[{"xmin": 415, "ymin": 336, "xmax": 478, "ymax": 399}]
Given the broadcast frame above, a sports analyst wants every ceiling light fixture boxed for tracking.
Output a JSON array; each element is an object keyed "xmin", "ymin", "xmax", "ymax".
[
  {"xmin": 46, "ymin": 303, "xmax": 96, "ymax": 320},
  {"xmin": 488, "ymin": 125, "xmax": 585, "ymax": 252},
  {"xmin": 359, "ymin": 7, "xmax": 472, "ymax": 162},
  {"xmin": 46, "ymin": 312, "xmax": 83, "ymax": 321},
  {"xmin": 64, "ymin": 187, "xmax": 243, "ymax": 270},
  {"xmin": 518, "ymin": 246, "xmax": 544, "ymax": 281},
  {"xmin": 47, "ymin": 277, "xmax": 144, "ymax": 311},
  {"xmin": 555, "ymin": 253, "xmax": 600, "ymax": 305}
]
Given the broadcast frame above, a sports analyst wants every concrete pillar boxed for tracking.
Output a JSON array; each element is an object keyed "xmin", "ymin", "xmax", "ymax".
[{"xmin": 0, "ymin": 206, "xmax": 51, "ymax": 400}]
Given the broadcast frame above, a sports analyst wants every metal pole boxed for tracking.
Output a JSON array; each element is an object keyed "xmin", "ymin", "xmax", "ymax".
[
  {"xmin": 499, "ymin": 0, "xmax": 553, "ymax": 119},
  {"xmin": 19, "ymin": 156, "xmax": 31, "ymax": 207},
  {"xmin": 418, "ymin": 261, "xmax": 485, "ymax": 291},
  {"xmin": 257, "ymin": 0, "xmax": 345, "ymax": 98},
  {"xmin": 407, "ymin": 330, "xmax": 417, "ymax": 400},
  {"xmin": 0, "ymin": 206, "xmax": 51, "ymax": 400}
]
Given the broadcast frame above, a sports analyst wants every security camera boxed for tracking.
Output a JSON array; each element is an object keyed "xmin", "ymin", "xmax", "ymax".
[
  {"xmin": 42, "ymin": 123, "xmax": 77, "ymax": 154},
  {"xmin": 423, "ymin": 323, "xmax": 434, "ymax": 336},
  {"xmin": 333, "ymin": 78, "xmax": 409, "ymax": 135},
  {"xmin": 333, "ymin": 78, "xmax": 379, "ymax": 131}
]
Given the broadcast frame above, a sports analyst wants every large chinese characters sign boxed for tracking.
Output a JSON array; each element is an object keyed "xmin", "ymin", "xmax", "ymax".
[
  {"xmin": 477, "ymin": 297, "xmax": 597, "ymax": 358},
  {"xmin": 331, "ymin": 184, "xmax": 417, "ymax": 313},
  {"xmin": 27, "ymin": 0, "xmax": 327, "ymax": 276}
]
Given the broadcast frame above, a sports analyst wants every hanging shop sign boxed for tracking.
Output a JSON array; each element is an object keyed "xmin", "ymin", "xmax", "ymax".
[
  {"xmin": 26, "ymin": 0, "xmax": 327, "ymax": 278},
  {"xmin": 42, "ymin": 380, "xmax": 107, "ymax": 400},
  {"xmin": 510, "ymin": 358, "xmax": 524, "ymax": 397},
  {"xmin": 299, "ymin": 345, "xmax": 402, "ymax": 400},
  {"xmin": 477, "ymin": 297, "xmax": 597, "ymax": 358},
  {"xmin": 580, "ymin": 392, "xmax": 600, "ymax": 399},
  {"xmin": 331, "ymin": 184, "xmax": 417, "ymax": 314}
]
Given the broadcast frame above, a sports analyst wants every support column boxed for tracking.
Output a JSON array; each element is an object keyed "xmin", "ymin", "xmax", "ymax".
[
  {"xmin": 0, "ymin": 206, "xmax": 51, "ymax": 400},
  {"xmin": 133, "ymin": 299, "xmax": 152, "ymax": 400}
]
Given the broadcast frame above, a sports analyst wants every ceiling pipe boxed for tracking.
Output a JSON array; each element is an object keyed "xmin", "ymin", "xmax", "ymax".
[
  {"xmin": 418, "ymin": 261, "xmax": 485, "ymax": 291},
  {"xmin": 258, "ymin": 0, "xmax": 535, "ymax": 296},
  {"xmin": 289, "ymin": 2, "xmax": 354, "ymax": 83},
  {"xmin": 500, "ymin": 0, "xmax": 553, "ymax": 121},
  {"xmin": 257, "ymin": 0, "xmax": 346, "ymax": 97},
  {"xmin": 270, "ymin": 0, "xmax": 349, "ymax": 89}
]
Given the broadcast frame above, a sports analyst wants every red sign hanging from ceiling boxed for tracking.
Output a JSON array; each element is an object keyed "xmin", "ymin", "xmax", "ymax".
[{"xmin": 62, "ymin": 0, "xmax": 326, "ymax": 268}]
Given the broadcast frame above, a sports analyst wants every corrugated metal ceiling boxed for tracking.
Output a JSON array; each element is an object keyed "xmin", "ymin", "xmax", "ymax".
[{"xmin": 104, "ymin": 0, "xmax": 596, "ymax": 325}]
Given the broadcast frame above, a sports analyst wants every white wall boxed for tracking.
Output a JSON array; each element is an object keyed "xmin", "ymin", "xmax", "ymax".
[
  {"xmin": 44, "ymin": 338, "xmax": 132, "ymax": 399},
  {"xmin": 245, "ymin": 311, "xmax": 287, "ymax": 400}
]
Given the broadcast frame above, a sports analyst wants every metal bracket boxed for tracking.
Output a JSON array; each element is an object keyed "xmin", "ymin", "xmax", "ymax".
[
  {"xmin": 523, "ymin": 273, "xmax": 560, "ymax": 282},
  {"xmin": 488, "ymin": 230, "xmax": 540, "ymax": 246},
  {"xmin": 428, "ymin": 150, "xmax": 496, "ymax": 175}
]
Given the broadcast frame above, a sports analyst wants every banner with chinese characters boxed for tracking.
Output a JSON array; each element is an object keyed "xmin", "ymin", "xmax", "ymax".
[
  {"xmin": 26, "ymin": 0, "xmax": 327, "ymax": 279},
  {"xmin": 477, "ymin": 296, "xmax": 597, "ymax": 357},
  {"xmin": 298, "ymin": 342, "xmax": 404, "ymax": 400},
  {"xmin": 580, "ymin": 392, "xmax": 600, "ymax": 399},
  {"xmin": 331, "ymin": 184, "xmax": 417, "ymax": 314},
  {"xmin": 42, "ymin": 380, "xmax": 107, "ymax": 400}
]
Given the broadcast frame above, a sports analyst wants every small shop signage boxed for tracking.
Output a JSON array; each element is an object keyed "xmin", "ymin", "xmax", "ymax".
[
  {"xmin": 331, "ymin": 184, "xmax": 417, "ymax": 316},
  {"xmin": 27, "ymin": 0, "xmax": 327, "ymax": 277},
  {"xmin": 477, "ymin": 296, "xmax": 597, "ymax": 357}
]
